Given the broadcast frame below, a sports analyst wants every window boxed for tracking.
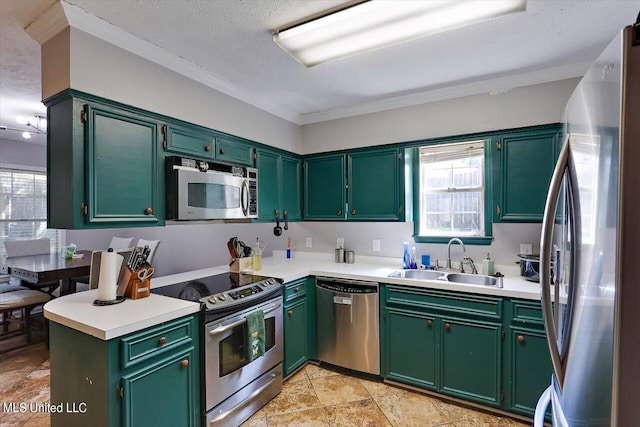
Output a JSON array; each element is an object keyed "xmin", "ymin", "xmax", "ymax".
[
  {"xmin": 414, "ymin": 140, "xmax": 492, "ymax": 244},
  {"xmin": 0, "ymin": 168, "xmax": 62, "ymax": 257}
]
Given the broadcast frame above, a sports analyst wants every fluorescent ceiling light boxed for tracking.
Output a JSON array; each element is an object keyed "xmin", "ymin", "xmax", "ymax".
[{"xmin": 273, "ymin": 0, "xmax": 527, "ymax": 67}]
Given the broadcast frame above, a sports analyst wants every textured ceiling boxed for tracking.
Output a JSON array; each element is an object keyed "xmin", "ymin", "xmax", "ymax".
[{"xmin": 1, "ymin": 0, "xmax": 640, "ymax": 145}]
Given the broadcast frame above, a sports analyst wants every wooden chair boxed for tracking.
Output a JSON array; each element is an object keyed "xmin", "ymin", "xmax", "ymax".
[
  {"xmin": 0, "ymin": 289, "xmax": 51, "ymax": 353},
  {"xmin": 109, "ymin": 237, "xmax": 134, "ymax": 250}
]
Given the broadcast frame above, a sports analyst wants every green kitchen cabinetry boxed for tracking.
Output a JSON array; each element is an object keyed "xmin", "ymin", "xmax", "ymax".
[
  {"xmin": 382, "ymin": 285, "xmax": 503, "ymax": 407},
  {"xmin": 45, "ymin": 91, "xmax": 164, "ymax": 229},
  {"xmin": 163, "ymin": 123, "xmax": 254, "ymax": 166},
  {"xmin": 303, "ymin": 148, "xmax": 404, "ymax": 221},
  {"xmin": 256, "ymin": 149, "xmax": 302, "ymax": 221},
  {"xmin": 49, "ymin": 314, "xmax": 200, "ymax": 427},
  {"xmin": 162, "ymin": 121, "xmax": 216, "ymax": 159},
  {"xmin": 283, "ymin": 277, "xmax": 316, "ymax": 377},
  {"xmin": 495, "ymin": 126, "xmax": 561, "ymax": 222},
  {"xmin": 505, "ymin": 299, "xmax": 552, "ymax": 418}
]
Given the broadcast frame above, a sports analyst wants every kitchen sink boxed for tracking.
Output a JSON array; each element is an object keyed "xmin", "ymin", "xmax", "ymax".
[
  {"xmin": 388, "ymin": 270, "xmax": 446, "ymax": 280},
  {"xmin": 445, "ymin": 273, "xmax": 497, "ymax": 286}
]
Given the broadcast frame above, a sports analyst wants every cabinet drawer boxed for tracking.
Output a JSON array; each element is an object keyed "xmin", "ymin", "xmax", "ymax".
[
  {"xmin": 121, "ymin": 316, "xmax": 194, "ymax": 369},
  {"xmin": 510, "ymin": 299, "xmax": 544, "ymax": 327},
  {"xmin": 284, "ymin": 279, "xmax": 307, "ymax": 303},
  {"xmin": 385, "ymin": 285, "xmax": 502, "ymax": 321},
  {"xmin": 215, "ymin": 136, "xmax": 254, "ymax": 166}
]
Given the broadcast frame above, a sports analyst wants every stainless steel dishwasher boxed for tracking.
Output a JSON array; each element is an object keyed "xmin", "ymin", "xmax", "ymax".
[{"xmin": 316, "ymin": 277, "xmax": 380, "ymax": 375}]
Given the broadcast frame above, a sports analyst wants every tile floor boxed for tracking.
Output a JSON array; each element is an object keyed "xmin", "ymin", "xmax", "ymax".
[
  {"xmin": 0, "ymin": 337, "xmax": 530, "ymax": 427},
  {"xmin": 240, "ymin": 364, "xmax": 530, "ymax": 427}
]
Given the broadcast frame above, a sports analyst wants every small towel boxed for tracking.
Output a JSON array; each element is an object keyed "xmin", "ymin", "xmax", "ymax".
[{"xmin": 246, "ymin": 309, "xmax": 265, "ymax": 362}]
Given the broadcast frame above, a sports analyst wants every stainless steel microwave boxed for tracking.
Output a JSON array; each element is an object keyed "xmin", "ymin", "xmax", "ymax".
[{"xmin": 166, "ymin": 156, "xmax": 258, "ymax": 220}]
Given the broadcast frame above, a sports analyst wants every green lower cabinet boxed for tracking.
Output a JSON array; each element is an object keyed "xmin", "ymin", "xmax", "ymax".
[
  {"xmin": 283, "ymin": 277, "xmax": 316, "ymax": 377},
  {"xmin": 384, "ymin": 308, "xmax": 436, "ymax": 390},
  {"xmin": 49, "ymin": 314, "xmax": 200, "ymax": 427},
  {"xmin": 439, "ymin": 317, "xmax": 502, "ymax": 406}
]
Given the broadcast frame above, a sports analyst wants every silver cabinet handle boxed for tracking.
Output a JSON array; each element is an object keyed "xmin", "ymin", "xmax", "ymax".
[{"xmin": 540, "ymin": 133, "xmax": 570, "ymax": 391}]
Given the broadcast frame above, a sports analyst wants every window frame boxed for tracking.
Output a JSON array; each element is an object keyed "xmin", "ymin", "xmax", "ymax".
[
  {"xmin": 412, "ymin": 138, "xmax": 494, "ymax": 245},
  {"xmin": 0, "ymin": 164, "xmax": 64, "ymax": 257}
]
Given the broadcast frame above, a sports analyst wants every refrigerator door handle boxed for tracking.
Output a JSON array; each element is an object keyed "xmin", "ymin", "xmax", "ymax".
[
  {"xmin": 533, "ymin": 385, "xmax": 552, "ymax": 427},
  {"xmin": 540, "ymin": 134, "xmax": 570, "ymax": 391}
]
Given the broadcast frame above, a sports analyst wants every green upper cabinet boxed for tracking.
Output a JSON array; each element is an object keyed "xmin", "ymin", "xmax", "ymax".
[
  {"xmin": 304, "ymin": 148, "xmax": 404, "ymax": 221},
  {"xmin": 495, "ymin": 126, "xmax": 561, "ymax": 222},
  {"xmin": 84, "ymin": 104, "xmax": 162, "ymax": 226},
  {"xmin": 304, "ymin": 154, "xmax": 346, "ymax": 220},
  {"xmin": 348, "ymin": 148, "xmax": 403, "ymax": 220},
  {"xmin": 163, "ymin": 122, "xmax": 216, "ymax": 159},
  {"xmin": 256, "ymin": 149, "xmax": 302, "ymax": 222},
  {"xmin": 215, "ymin": 134, "xmax": 255, "ymax": 166},
  {"xmin": 45, "ymin": 92, "xmax": 164, "ymax": 229}
]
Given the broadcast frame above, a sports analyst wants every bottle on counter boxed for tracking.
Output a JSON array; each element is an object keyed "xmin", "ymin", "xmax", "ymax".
[
  {"xmin": 483, "ymin": 252, "xmax": 494, "ymax": 276},
  {"xmin": 403, "ymin": 242, "xmax": 411, "ymax": 269},
  {"xmin": 410, "ymin": 246, "xmax": 418, "ymax": 269}
]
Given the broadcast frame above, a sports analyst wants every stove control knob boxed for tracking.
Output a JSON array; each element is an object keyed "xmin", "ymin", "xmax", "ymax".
[
  {"xmin": 208, "ymin": 295, "xmax": 217, "ymax": 304},
  {"xmin": 219, "ymin": 293, "xmax": 227, "ymax": 301}
]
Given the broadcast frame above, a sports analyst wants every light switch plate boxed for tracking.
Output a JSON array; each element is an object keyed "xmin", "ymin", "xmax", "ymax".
[
  {"xmin": 520, "ymin": 243, "xmax": 533, "ymax": 255},
  {"xmin": 306, "ymin": 237, "xmax": 312, "ymax": 248},
  {"xmin": 373, "ymin": 239, "xmax": 381, "ymax": 252},
  {"xmin": 337, "ymin": 238, "xmax": 344, "ymax": 249}
]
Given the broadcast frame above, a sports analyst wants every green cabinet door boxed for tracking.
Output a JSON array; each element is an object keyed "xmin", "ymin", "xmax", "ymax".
[
  {"xmin": 439, "ymin": 317, "xmax": 502, "ymax": 406},
  {"xmin": 507, "ymin": 327, "xmax": 552, "ymax": 416},
  {"xmin": 384, "ymin": 308, "xmax": 437, "ymax": 390},
  {"xmin": 304, "ymin": 154, "xmax": 346, "ymax": 220},
  {"xmin": 163, "ymin": 122, "xmax": 216, "ymax": 159},
  {"xmin": 257, "ymin": 150, "xmax": 280, "ymax": 219},
  {"xmin": 121, "ymin": 348, "xmax": 198, "ymax": 427},
  {"xmin": 348, "ymin": 148, "xmax": 403, "ymax": 220},
  {"xmin": 283, "ymin": 298, "xmax": 308, "ymax": 377},
  {"xmin": 215, "ymin": 134, "xmax": 255, "ymax": 166},
  {"xmin": 84, "ymin": 104, "xmax": 162, "ymax": 225},
  {"xmin": 497, "ymin": 127, "xmax": 560, "ymax": 222},
  {"xmin": 281, "ymin": 155, "xmax": 302, "ymax": 221}
]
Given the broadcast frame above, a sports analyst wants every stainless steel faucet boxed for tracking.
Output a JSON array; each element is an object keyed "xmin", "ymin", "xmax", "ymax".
[
  {"xmin": 446, "ymin": 238, "xmax": 466, "ymax": 270},
  {"xmin": 462, "ymin": 257, "xmax": 478, "ymax": 274}
]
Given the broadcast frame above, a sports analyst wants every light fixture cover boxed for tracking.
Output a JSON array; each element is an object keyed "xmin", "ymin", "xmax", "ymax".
[{"xmin": 273, "ymin": 0, "xmax": 527, "ymax": 67}]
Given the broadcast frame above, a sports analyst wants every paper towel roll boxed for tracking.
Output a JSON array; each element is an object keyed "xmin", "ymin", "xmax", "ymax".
[{"xmin": 97, "ymin": 251, "xmax": 124, "ymax": 302}]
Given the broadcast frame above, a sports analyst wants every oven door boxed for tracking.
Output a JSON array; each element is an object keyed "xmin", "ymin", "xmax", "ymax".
[
  {"xmin": 177, "ymin": 168, "xmax": 250, "ymax": 220},
  {"xmin": 205, "ymin": 297, "xmax": 283, "ymax": 410}
]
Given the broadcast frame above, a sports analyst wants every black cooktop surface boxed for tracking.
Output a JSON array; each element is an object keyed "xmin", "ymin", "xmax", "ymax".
[{"xmin": 152, "ymin": 272, "xmax": 271, "ymax": 302}]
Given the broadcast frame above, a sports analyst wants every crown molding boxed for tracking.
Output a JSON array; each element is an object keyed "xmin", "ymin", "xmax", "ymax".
[
  {"xmin": 298, "ymin": 62, "xmax": 589, "ymax": 125},
  {"xmin": 27, "ymin": 1, "xmax": 302, "ymax": 125}
]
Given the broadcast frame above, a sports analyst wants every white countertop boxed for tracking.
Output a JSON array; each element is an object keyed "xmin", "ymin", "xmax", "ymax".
[
  {"xmin": 45, "ymin": 251, "xmax": 541, "ymax": 341},
  {"xmin": 44, "ymin": 290, "xmax": 200, "ymax": 340}
]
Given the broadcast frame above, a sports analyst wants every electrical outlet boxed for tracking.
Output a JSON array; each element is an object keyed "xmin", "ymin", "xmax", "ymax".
[
  {"xmin": 337, "ymin": 237, "xmax": 344, "ymax": 249},
  {"xmin": 373, "ymin": 239, "xmax": 381, "ymax": 252},
  {"xmin": 306, "ymin": 237, "xmax": 312, "ymax": 248}
]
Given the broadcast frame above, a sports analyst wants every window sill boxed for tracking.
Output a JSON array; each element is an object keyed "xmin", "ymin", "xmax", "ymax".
[{"xmin": 413, "ymin": 236, "xmax": 493, "ymax": 245}]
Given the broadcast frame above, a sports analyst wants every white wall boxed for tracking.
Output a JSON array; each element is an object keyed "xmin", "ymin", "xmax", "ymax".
[
  {"xmin": 301, "ymin": 78, "xmax": 579, "ymax": 154},
  {"xmin": 0, "ymin": 138, "xmax": 46, "ymax": 169}
]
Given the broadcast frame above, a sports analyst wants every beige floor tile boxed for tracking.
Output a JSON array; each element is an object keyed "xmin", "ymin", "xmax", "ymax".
[
  {"xmin": 375, "ymin": 390, "xmax": 450, "ymax": 427},
  {"xmin": 266, "ymin": 408, "xmax": 329, "ymax": 426},
  {"xmin": 311, "ymin": 374, "xmax": 371, "ymax": 406},
  {"xmin": 324, "ymin": 398, "xmax": 392, "ymax": 427},
  {"xmin": 21, "ymin": 414, "xmax": 51, "ymax": 427},
  {"xmin": 304, "ymin": 363, "xmax": 340, "ymax": 380},
  {"xmin": 240, "ymin": 411, "xmax": 268, "ymax": 427},
  {"xmin": 434, "ymin": 401, "xmax": 528, "ymax": 427},
  {"xmin": 284, "ymin": 367, "xmax": 309, "ymax": 384},
  {"xmin": 358, "ymin": 378, "xmax": 402, "ymax": 398},
  {"xmin": 261, "ymin": 378, "xmax": 322, "ymax": 415}
]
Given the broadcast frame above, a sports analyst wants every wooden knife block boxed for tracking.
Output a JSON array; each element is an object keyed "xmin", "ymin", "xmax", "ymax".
[
  {"xmin": 230, "ymin": 257, "xmax": 253, "ymax": 273},
  {"xmin": 119, "ymin": 267, "xmax": 151, "ymax": 299}
]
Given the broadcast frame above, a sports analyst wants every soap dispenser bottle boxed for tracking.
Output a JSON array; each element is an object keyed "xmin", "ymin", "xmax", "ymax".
[
  {"xmin": 483, "ymin": 252, "xmax": 494, "ymax": 276},
  {"xmin": 403, "ymin": 242, "xmax": 411, "ymax": 269},
  {"xmin": 410, "ymin": 247, "xmax": 418, "ymax": 269}
]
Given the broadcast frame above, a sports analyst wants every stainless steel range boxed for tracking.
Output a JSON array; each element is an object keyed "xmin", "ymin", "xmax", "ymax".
[{"xmin": 152, "ymin": 272, "xmax": 283, "ymax": 427}]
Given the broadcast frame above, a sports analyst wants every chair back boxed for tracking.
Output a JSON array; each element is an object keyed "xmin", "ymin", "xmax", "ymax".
[
  {"xmin": 4, "ymin": 238, "xmax": 50, "ymax": 257},
  {"xmin": 136, "ymin": 239, "xmax": 161, "ymax": 264},
  {"xmin": 109, "ymin": 237, "xmax": 133, "ymax": 250}
]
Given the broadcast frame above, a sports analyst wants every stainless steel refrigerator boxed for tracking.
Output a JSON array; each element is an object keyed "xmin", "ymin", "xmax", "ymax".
[{"xmin": 534, "ymin": 20, "xmax": 640, "ymax": 427}]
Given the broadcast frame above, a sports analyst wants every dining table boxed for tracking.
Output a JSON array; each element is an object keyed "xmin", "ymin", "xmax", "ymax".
[{"xmin": 0, "ymin": 250, "xmax": 92, "ymax": 296}]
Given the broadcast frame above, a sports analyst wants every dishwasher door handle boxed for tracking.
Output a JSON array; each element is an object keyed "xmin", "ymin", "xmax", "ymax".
[{"xmin": 316, "ymin": 277, "xmax": 379, "ymax": 287}]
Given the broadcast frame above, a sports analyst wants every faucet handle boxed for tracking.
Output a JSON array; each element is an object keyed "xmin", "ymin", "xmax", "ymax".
[{"xmin": 459, "ymin": 260, "xmax": 465, "ymax": 273}]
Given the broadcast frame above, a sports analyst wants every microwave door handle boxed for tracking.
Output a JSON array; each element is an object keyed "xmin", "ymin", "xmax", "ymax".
[{"xmin": 241, "ymin": 180, "xmax": 249, "ymax": 217}]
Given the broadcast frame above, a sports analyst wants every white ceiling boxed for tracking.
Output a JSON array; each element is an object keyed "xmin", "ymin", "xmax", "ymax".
[{"xmin": 1, "ymin": 0, "xmax": 640, "ymax": 145}]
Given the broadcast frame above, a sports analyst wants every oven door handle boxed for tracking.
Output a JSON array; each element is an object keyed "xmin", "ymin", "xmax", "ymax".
[{"xmin": 208, "ymin": 303, "xmax": 281, "ymax": 336}]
